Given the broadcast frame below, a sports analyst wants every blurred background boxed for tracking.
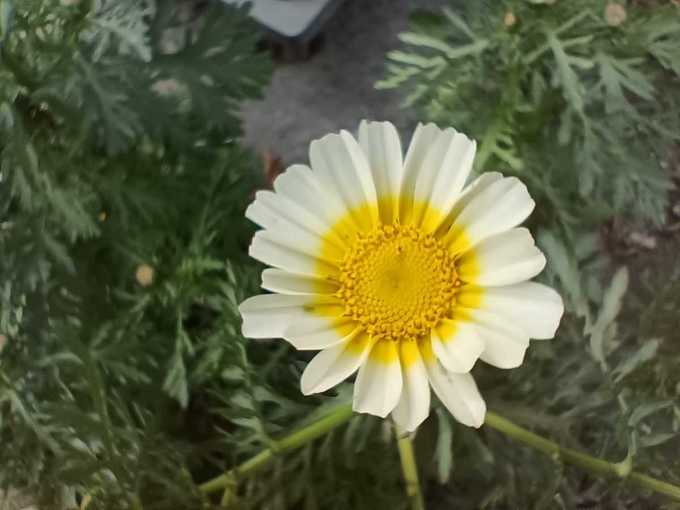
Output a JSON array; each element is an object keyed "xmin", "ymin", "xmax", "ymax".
[{"xmin": 1, "ymin": 1, "xmax": 679, "ymax": 509}]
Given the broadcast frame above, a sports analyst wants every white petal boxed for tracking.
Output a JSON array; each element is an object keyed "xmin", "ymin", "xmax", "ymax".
[
  {"xmin": 246, "ymin": 190, "xmax": 332, "ymax": 240},
  {"xmin": 358, "ymin": 120, "xmax": 403, "ymax": 223},
  {"xmin": 249, "ymin": 214, "xmax": 341, "ymax": 265},
  {"xmin": 431, "ymin": 319, "xmax": 484, "ymax": 373},
  {"xmin": 447, "ymin": 172, "xmax": 503, "ymax": 221},
  {"xmin": 261, "ymin": 269, "xmax": 339, "ymax": 295},
  {"xmin": 239, "ymin": 294, "xmax": 317, "ymax": 339},
  {"xmin": 401, "ymin": 123, "xmax": 442, "ymax": 196},
  {"xmin": 422, "ymin": 342, "xmax": 486, "ymax": 428},
  {"xmin": 458, "ymin": 282, "xmax": 564, "ymax": 340},
  {"xmin": 353, "ymin": 340, "xmax": 403, "ymax": 418},
  {"xmin": 284, "ymin": 315, "xmax": 359, "ymax": 351},
  {"xmin": 391, "ymin": 341, "xmax": 431, "ymax": 432},
  {"xmin": 300, "ymin": 331, "xmax": 373, "ymax": 395},
  {"xmin": 249, "ymin": 218, "xmax": 325, "ymax": 264},
  {"xmin": 470, "ymin": 309, "xmax": 530, "ymax": 369},
  {"xmin": 458, "ymin": 228, "xmax": 546, "ymax": 286},
  {"xmin": 401, "ymin": 123, "xmax": 476, "ymax": 231},
  {"xmin": 273, "ymin": 164, "xmax": 346, "ymax": 229},
  {"xmin": 249, "ymin": 230, "xmax": 337, "ymax": 277},
  {"xmin": 445, "ymin": 176, "xmax": 535, "ymax": 253},
  {"xmin": 310, "ymin": 131, "xmax": 379, "ymax": 230}
]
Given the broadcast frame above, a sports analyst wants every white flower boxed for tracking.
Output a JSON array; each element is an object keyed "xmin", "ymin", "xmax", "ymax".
[{"xmin": 240, "ymin": 121, "xmax": 563, "ymax": 431}]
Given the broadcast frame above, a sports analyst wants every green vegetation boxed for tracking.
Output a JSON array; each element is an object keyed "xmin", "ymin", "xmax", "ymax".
[{"xmin": 1, "ymin": 1, "xmax": 679, "ymax": 508}]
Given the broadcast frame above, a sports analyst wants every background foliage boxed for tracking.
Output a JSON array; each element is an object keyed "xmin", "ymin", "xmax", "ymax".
[
  {"xmin": 381, "ymin": 1, "xmax": 680, "ymax": 508},
  {"xmin": 1, "ymin": 0, "xmax": 679, "ymax": 509},
  {"xmin": 0, "ymin": 0, "xmax": 279, "ymax": 508},
  {"xmin": 378, "ymin": 0, "xmax": 680, "ymax": 231}
]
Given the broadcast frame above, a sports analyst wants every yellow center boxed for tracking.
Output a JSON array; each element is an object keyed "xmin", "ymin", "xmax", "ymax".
[{"xmin": 337, "ymin": 223, "xmax": 459, "ymax": 341}]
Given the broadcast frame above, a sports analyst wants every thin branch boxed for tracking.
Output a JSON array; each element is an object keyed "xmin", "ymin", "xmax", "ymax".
[
  {"xmin": 484, "ymin": 411, "xmax": 680, "ymax": 501},
  {"xmin": 199, "ymin": 403, "xmax": 354, "ymax": 495},
  {"xmin": 198, "ymin": 404, "xmax": 680, "ymax": 503}
]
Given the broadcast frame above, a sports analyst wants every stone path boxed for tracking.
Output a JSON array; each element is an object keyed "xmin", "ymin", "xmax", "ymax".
[{"xmin": 241, "ymin": 0, "xmax": 447, "ymax": 165}]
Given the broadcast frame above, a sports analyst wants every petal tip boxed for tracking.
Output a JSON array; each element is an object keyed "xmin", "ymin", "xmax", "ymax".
[
  {"xmin": 471, "ymin": 409, "xmax": 486, "ymax": 428},
  {"xmin": 300, "ymin": 378, "xmax": 318, "ymax": 396},
  {"xmin": 352, "ymin": 403, "xmax": 391, "ymax": 419}
]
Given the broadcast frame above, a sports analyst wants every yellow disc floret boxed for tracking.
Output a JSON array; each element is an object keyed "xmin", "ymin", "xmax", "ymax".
[{"xmin": 337, "ymin": 223, "xmax": 459, "ymax": 342}]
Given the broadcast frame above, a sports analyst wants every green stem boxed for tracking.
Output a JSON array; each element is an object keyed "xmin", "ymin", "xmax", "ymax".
[
  {"xmin": 200, "ymin": 403, "xmax": 354, "ymax": 495},
  {"xmin": 199, "ymin": 405, "xmax": 680, "ymax": 503},
  {"xmin": 396, "ymin": 432, "xmax": 426, "ymax": 510},
  {"xmin": 484, "ymin": 411, "xmax": 680, "ymax": 501}
]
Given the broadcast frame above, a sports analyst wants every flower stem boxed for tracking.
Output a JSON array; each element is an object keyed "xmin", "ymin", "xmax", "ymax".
[
  {"xmin": 199, "ymin": 403, "xmax": 354, "ymax": 495},
  {"xmin": 484, "ymin": 411, "xmax": 680, "ymax": 501},
  {"xmin": 396, "ymin": 432, "xmax": 426, "ymax": 510},
  {"xmin": 199, "ymin": 405, "xmax": 680, "ymax": 503}
]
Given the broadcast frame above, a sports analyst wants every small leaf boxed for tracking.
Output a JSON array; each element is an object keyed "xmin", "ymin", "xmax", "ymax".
[
  {"xmin": 628, "ymin": 401, "xmax": 673, "ymax": 427},
  {"xmin": 0, "ymin": 0, "xmax": 12, "ymax": 42},
  {"xmin": 548, "ymin": 33, "xmax": 584, "ymax": 112},
  {"xmin": 639, "ymin": 432, "xmax": 676, "ymax": 449},
  {"xmin": 442, "ymin": 7, "xmax": 477, "ymax": 40},
  {"xmin": 612, "ymin": 339, "xmax": 659, "ymax": 383},
  {"xmin": 163, "ymin": 349, "xmax": 189, "ymax": 408},
  {"xmin": 36, "ymin": 352, "xmax": 83, "ymax": 367},
  {"xmin": 399, "ymin": 32, "xmax": 489, "ymax": 60},
  {"xmin": 434, "ymin": 408, "xmax": 453, "ymax": 484},
  {"xmin": 589, "ymin": 267, "xmax": 628, "ymax": 367}
]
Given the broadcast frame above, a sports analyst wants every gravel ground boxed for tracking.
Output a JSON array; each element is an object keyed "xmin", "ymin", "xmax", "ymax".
[{"xmin": 241, "ymin": 0, "xmax": 447, "ymax": 165}]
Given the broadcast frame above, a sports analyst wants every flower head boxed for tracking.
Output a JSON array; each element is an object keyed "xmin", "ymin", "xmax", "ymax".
[{"xmin": 240, "ymin": 121, "xmax": 563, "ymax": 431}]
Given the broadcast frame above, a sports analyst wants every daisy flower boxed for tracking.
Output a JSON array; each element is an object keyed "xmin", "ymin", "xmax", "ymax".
[{"xmin": 239, "ymin": 121, "xmax": 563, "ymax": 431}]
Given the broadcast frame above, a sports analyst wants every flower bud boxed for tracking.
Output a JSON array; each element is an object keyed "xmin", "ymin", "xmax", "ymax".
[
  {"xmin": 605, "ymin": 3, "xmax": 627, "ymax": 26},
  {"xmin": 135, "ymin": 264, "xmax": 154, "ymax": 287},
  {"xmin": 504, "ymin": 12, "xmax": 517, "ymax": 27}
]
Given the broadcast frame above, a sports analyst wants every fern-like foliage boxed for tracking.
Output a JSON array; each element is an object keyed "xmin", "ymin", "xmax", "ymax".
[
  {"xmin": 379, "ymin": 0, "xmax": 680, "ymax": 230},
  {"xmin": 0, "ymin": 1, "xmax": 276, "ymax": 508},
  {"xmin": 379, "ymin": 2, "xmax": 680, "ymax": 508}
]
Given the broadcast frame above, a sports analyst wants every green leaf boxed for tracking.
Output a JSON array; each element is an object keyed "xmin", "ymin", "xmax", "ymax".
[
  {"xmin": 441, "ymin": 7, "xmax": 477, "ymax": 40},
  {"xmin": 628, "ymin": 401, "xmax": 673, "ymax": 427},
  {"xmin": 612, "ymin": 339, "xmax": 659, "ymax": 383},
  {"xmin": 399, "ymin": 32, "xmax": 489, "ymax": 60},
  {"xmin": 41, "ymin": 231, "xmax": 76, "ymax": 273},
  {"xmin": 588, "ymin": 267, "xmax": 628, "ymax": 368},
  {"xmin": 0, "ymin": 0, "xmax": 13, "ymax": 42},
  {"xmin": 548, "ymin": 32, "xmax": 584, "ymax": 112},
  {"xmin": 386, "ymin": 51, "xmax": 441, "ymax": 68},
  {"xmin": 434, "ymin": 408, "xmax": 453, "ymax": 484},
  {"xmin": 85, "ymin": 0, "xmax": 153, "ymax": 62},
  {"xmin": 163, "ymin": 349, "xmax": 189, "ymax": 408},
  {"xmin": 537, "ymin": 230, "xmax": 587, "ymax": 318},
  {"xmin": 36, "ymin": 352, "xmax": 83, "ymax": 367},
  {"xmin": 597, "ymin": 54, "xmax": 655, "ymax": 113},
  {"xmin": 638, "ymin": 432, "xmax": 676, "ymax": 449}
]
